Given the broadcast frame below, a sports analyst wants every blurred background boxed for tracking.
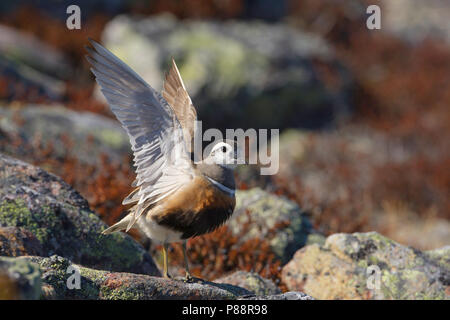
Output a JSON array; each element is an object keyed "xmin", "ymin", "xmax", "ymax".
[{"xmin": 0, "ymin": 0, "xmax": 449, "ymax": 283}]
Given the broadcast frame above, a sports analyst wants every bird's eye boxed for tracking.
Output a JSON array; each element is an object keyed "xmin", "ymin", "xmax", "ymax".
[{"xmin": 221, "ymin": 146, "xmax": 227, "ymax": 153}]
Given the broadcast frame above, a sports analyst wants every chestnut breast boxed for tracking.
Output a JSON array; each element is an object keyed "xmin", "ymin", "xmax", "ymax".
[{"xmin": 151, "ymin": 175, "xmax": 236, "ymax": 239}]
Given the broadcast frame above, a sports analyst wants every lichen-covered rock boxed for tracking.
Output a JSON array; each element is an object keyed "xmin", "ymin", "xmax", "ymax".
[
  {"xmin": 214, "ymin": 271, "xmax": 281, "ymax": 296},
  {"xmin": 282, "ymin": 232, "xmax": 450, "ymax": 300},
  {"xmin": 99, "ymin": 14, "xmax": 352, "ymax": 130},
  {"xmin": 0, "ymin": 226, "xmax": 44, "ymax": 257},
  {"xmin": 231, "ymin": 188, "xmax": 324, "ymax": 263},
  {"xmin": 0, "ymin": 105, "xmax": 130, "ymax": 165},
  {"xmin": 425, "ymin": 246, "xmax": 450, "ymax": 275},
  {"xmin": 8, "ymin": 255, "xmax": 311, "ymax": 300},
  {"xmin": 0, "ymin": 256, "xmax": 42, "ymax": 299},
  {"xmin": 19, "ymin": 255, "xmax": 250, "ymax": 300},
  {"xmin": 0, "ymin": 154, "xmax": 159, "ymax": 276}
]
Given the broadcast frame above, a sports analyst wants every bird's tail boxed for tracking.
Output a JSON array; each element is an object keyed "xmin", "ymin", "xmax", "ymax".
[{"xmin": 101, "ymin": 213, "xmax": 133, "ymax": 235}]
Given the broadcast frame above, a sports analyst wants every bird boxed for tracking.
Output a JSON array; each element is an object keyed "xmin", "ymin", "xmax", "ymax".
[{"xmin": 85, "ymin": 39, "xmax": 238, "ymax": 281}]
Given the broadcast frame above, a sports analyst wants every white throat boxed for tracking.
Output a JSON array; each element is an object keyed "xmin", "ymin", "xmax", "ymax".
[{"xmin": 205, "ymin": 176, "xmax": 235, "ymax": 196}]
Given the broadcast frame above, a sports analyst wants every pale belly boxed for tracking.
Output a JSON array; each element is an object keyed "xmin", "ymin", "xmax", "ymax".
[{"xmin": 136, "ymin": 215, "xmax": 183, "ymax": 243}]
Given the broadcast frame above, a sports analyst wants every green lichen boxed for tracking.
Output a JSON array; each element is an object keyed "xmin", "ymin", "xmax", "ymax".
[
  {"xmin": 0, "ymin": 198, "xmax": 156, "ymax": 275},
  {"xmin": 360, "ymin": 232, "xmax": 396, "ymax": 250},
  {"xmin": 97, "ymin": 128, "xmax": 128, "ymax": 149},
  {"xmin": 425, "ymin": 246, "xmax": 450, "ymax": 271},
  {"xmin": 380, "ymin": 271, "xmax": 400, "ymax": 299},
  {"xmin": 167, "ymin": 26, "xmax": 268, "ymax": 96},
  {"xmin": 243, "ymin": 274, "xmax": 274, "ymax": 296},
  {"xmin": 100, "ymin": 286, "xmax": 144, "ymax": 300},
  {"xmin": 0, "ymin": 199, "xmax": 57, "ymax": 244},
  {"xmin": 90, "ymin": 231, "xmax": 145, "ymax": 271}
]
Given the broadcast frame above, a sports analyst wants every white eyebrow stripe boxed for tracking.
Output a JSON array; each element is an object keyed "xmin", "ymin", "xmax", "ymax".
[{"xmin": 205, "ymin": 176, "xmax": 235, "ymax": 197}]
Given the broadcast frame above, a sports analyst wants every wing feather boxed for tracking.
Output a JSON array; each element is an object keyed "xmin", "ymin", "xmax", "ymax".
[
  {"xmin": 162, "ymin": 59, "xmax": 197, "ymax": 152},
  {"xmin": 86, "ymin": 39, "xmax": 195, "ymax": 231}
]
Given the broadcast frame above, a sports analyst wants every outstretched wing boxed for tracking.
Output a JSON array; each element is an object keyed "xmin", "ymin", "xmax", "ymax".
[
  {"xmin": 162, "ymin": 59, "xmax": 197, "ymax": 152},
  {"xmin": 86, "ymin": 39, "xmax": 195, "ymax": 231}
]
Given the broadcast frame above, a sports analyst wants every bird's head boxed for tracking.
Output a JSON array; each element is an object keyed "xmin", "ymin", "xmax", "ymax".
[{"xmin": 204, "ymin": 141, "xmax": 238, "ymax": 170}]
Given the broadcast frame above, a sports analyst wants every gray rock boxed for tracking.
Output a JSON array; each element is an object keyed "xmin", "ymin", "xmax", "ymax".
[
  {"xmin": 0, "ymin": 24, "xmax": 71, "ymax": 99},
  {"xmin": 425, "ymin": 246, "xmax": 450, "ymax": 272},
  {"xmin": 230, "ymin": 188, "xmax": 324, "ymax": 263},
  {"xmin": 0, "ymin": 153, "xmax": 159, "ymax": 276},
  {"xmin": 0, "ymin": 226, "xmax": 44, "ymax": 257},
  {"xmin": 282, "ymin": 232, "xmax": 450, "ymax": 300},
  {"xmin": 383, "ymin": 0, "xmax": 450, "ymax": 44},
  {"xmin": 214, "ymin": 271, "xmax": 281, "ymax": 296},
  {"xmin": 0, "ymin": 105, "xmax": 130, "ymax": 165},
  {"xmin": 98, "ymin": 14, "xmax": 352, "ymax": 130},
  {"xmin": 0, "ymin": 256, "xmax": 42, "ymax": 299}
]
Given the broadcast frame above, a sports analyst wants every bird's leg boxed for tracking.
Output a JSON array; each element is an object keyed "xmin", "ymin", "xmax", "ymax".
[
  {"xmin": 182, "ymin": 240, "xmax": 193, "ymax": 282},
  {"xmin": 162, "ymin": 242, "xmax": 171, "ymax": 279}
]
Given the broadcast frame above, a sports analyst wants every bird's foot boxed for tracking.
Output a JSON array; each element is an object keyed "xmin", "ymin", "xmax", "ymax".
[
  {"xmin": 183, "ymin": 273, "xmax": 194, "ymax": 283},
  {"xmin": 180, "ymin": 274, "xmax": 205, "ymax": 284}
]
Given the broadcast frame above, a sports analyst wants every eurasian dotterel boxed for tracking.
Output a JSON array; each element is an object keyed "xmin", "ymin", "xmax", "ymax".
[{"xmin": 85, "ymin": 39, "xmax": 239, "ymax": 280}]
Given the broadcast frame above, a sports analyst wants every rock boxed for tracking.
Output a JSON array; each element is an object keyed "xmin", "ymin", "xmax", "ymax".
[
  {"xmin": 98, "ymin": 14, "xmax": 352, "ymax": 130},
  {"xmin": 425, "ymin": 246, "xmax": 450, "ymax": 272},
  {"xmin": 0, "ymin": 105, "xmax": 130, "ymax": 165},
  {"xmin": 240, "ymin": 291, "xmax": 314, "ymax": 300},
  {"xmin": 19, "ymin": 255, "xmax": 250, "ymax": 300},
  {"xmin": 282, "ymin": 232, "xmax": 450, "ymax": 300},
  {"xmin": 214, "ymin": 271, "xmax": 281, "ymax": 296},
  {"xmin": 230, "ymin": 188, "xmax": 324, "ymax": 263},
  {"xmin": 0, "ymin": 256, "xmax": 42, "ymax": 300},
  {"xmin": 0, "ymin": 24, "xmax": 71, "ymax": 100},
  {"xmin": 0, "ymin": 226, "xmax": 44, "ymax": 257},
  {"xmin": 383, "ymin": 0, "xmax": 450, "ymax": 44},
  {"xmin": 5, "ymin": 255, "xmax": 311, "ymax": 300},
  {"xmin": 0, "ymin": 153, "xmax": 160, "ymax": 276}
]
